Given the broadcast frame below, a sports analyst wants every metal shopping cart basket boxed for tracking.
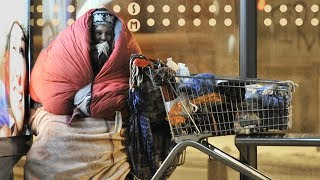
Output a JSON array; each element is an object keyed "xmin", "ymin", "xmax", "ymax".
[
  {"xmin": 164, "ymin": 74, "xmax": 295, "ymax": 142},
  {"xmin": 128, "ymin": 54, "xmax": 297, "ymax": 180}
]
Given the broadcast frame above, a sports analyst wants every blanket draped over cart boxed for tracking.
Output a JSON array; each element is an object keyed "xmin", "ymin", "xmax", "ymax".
[
  {"xmin": 24, "ymin": 108, "xmax": 129, "ymax": 179},
  {"xmin": 30, "ymin": 8, "xmax": 141, "ymax": 120}
]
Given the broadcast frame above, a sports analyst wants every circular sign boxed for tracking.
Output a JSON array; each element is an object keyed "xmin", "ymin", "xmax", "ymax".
[
  {"xmin": 127, "ymin": 19, "xmax": 140, "ymax": 32},
  {"xmin": 128, "ymin": 2, "xmax": 140, "ymax": 16}
]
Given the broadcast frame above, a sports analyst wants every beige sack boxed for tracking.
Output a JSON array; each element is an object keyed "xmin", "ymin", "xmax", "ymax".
[{"xmin": 24, "ymin": 108, "xmax": 130, "ymax": 180}]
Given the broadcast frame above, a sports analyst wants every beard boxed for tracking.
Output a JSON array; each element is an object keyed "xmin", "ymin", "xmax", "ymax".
[{"xmin": 96, "ymin": 41, "xmax": 110, "ymax": 59}]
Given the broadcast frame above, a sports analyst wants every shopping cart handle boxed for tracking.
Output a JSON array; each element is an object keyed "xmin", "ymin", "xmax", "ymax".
[{"xmin": 152, "ymin": 140, "xmax": 271, "ymax": 180}]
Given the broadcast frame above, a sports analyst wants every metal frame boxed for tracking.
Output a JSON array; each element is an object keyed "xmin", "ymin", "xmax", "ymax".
[
  {"xmin": 152, "ymin": 140, "xmax": 271, "ymax": 180},
  {"xmin": 235, "ymin": 133, "xmax": 320, "ymax": 180},
  {"xmin": 239, "ymin": 0, "xmax": 257, "ymax": 78}
]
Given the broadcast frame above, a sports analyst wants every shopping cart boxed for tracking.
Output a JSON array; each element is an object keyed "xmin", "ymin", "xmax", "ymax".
[
  {"xmin": 128, "ymin": 54, "xmax": 296, "ymax": 180},
  {"xmin": 162, "ymin": 75, "xmax": 294, "ymax": 141}
]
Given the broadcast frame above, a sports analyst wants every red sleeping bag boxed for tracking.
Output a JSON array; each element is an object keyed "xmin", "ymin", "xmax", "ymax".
[{"xmin": 30, "ymin": 8, "xmax": 141, "ymax": 120}]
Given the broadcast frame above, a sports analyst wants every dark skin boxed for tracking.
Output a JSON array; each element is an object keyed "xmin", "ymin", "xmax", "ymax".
[
  {"xmin": 91, "ymin": 23, "xmax": 115, "ymax": 75},
  {"xmin": 92, "ymin": 23, "xmax": 114, "ymax": 45}
]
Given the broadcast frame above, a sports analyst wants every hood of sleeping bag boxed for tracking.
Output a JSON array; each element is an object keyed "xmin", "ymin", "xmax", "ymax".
[{"xmin": 30, "ymin": 8, "xmax": 141, "ymax": 120}]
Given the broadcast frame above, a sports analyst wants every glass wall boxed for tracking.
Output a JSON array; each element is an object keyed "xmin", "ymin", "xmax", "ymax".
[
  {"xmin": 31, "ymin": 0, "xmax": 239, "ymax": 75},
  {"xmin": 30, "ymin": 0, "xmax": 320, "ymax": 133},
  {"xmin": 258, "ymin": 0, "xmax": 320, "ymax": 133},
  {"xmin": 30, "ymin": 0, "xmax": 76, "ymax": 66},
  {"xmin": 28, "ymin": 2, "xmax": 240, "ymax": 178},
  {"xmin": 24, "ymin": 0, "xmax": 320, "ymax": 179}
]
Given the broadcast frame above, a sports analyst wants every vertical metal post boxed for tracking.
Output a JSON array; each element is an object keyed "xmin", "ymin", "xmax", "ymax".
[
  {"xmin": 239, "ymin": 1, "xmax": 257, "ymax": 179},
  {"xmin": 27, "ymin": 0, "xmax": 32, "ymax": 118},
  {"xmin": 237, "ymin": 145, "xmax": 257, "ymax": 180},
  {"xmin": 239, "ymin": 0, "xmax": 257, "ymax": 78}
]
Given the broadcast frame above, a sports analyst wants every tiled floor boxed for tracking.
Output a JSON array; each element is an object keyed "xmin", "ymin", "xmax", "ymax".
[
  {"xmin": 13, "ymin": 135, "xmax": 320, "ymax": 180},
  {"xmin": 170, "ymin": 135, "xmax": 320, "ymax": 180}
]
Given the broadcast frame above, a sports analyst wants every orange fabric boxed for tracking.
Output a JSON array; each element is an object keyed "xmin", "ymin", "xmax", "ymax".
[
  {"xmin": 30, "ymin": 9, "xmax": 141, "ymax": 120},
  {"xmin": 133, "ymin": 58, "xmax": 151, "ymax": 68},
  {"xmin": 168, "ymin": 93, "xmax": 224, "ymax": 126}
]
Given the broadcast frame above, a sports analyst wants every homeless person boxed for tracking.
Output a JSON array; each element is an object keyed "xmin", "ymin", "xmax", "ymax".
[
  {"xmin": 29, "ymin": 8, "xmax": 141, "ymax": 120},
  {"xmin": 25, "ymin": 7, "xmax": 141, "ymax": 179}
]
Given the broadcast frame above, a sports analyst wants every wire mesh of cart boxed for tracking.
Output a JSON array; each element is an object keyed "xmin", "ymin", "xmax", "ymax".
[
  {"xmin": 128, "ymin": 54, "xmax": 297, "ymax": 180},
  {"xmin": 160, "ymin": 74, "xmax": 296, "ymax": 143}
]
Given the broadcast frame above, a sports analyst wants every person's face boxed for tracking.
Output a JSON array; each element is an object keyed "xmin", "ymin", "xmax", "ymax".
[
  {"xmin": 8, "ymin": 23, "xmax": 26, "ymax": 131},
  {"xmin": 93, "ymin": 24, "xmax": 114, "ymax": 45}
]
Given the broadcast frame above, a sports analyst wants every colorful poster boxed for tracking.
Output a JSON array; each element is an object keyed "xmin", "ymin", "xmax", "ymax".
[{"xmin": 0, "ymin": 0, "xmax": 29, "ymax": 137}]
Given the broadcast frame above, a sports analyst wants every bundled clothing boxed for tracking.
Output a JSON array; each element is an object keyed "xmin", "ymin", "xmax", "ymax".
[
  {"xmin": 25, "ymin": 108, "xmax": 129, "ymax": 179},
  {"xmin": 245, "ymin": 84, "xmax": 291, "ymax": 108},
  {"xmin": 178, "ymin": 73, "xmax": 216, "ymax": 98}
]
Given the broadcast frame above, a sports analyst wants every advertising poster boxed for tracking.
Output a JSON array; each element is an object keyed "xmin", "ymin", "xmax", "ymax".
[{"xmin": 0, "ymin": 0, "xmax": 29, "ymax": 137}]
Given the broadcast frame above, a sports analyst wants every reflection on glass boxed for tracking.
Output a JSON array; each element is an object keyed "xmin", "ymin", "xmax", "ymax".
[
  {"xmin": 0, "ymin": 0, "xmax": 28, "ymax": 138},
  {"xmin": 1, "ymin": 22, "xmax": 27, "ymax": 137},
  {"xmin": 258, "ymin": 0, "xmax": 320, "ymax": 134},
  {"xmin": 31, "ymin": 0, "xmax": 239, "ymax": 77}
]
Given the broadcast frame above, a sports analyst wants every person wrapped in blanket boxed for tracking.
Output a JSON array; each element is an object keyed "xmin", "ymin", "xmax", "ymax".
[{"xmin": 25, "ymin": 8, "xmax": 142, "ymax": 179}]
